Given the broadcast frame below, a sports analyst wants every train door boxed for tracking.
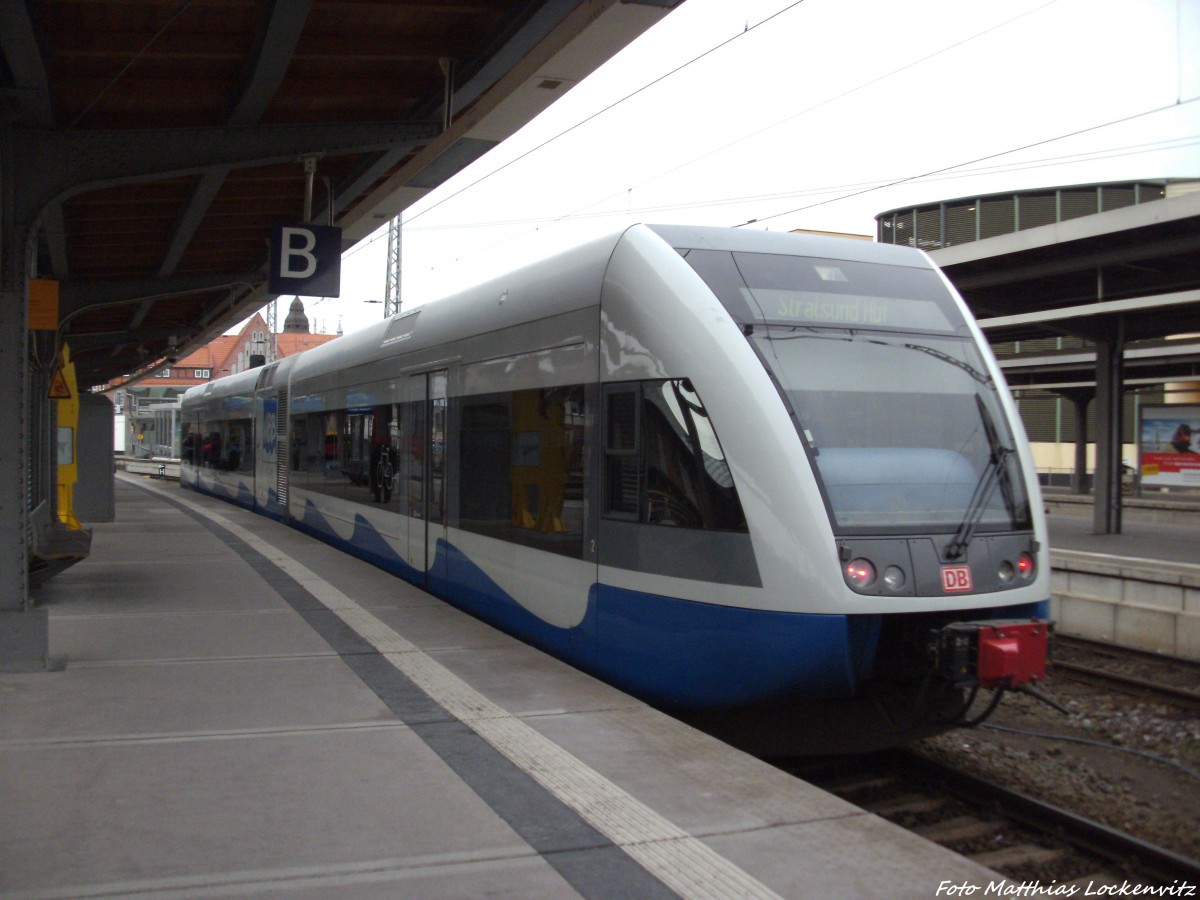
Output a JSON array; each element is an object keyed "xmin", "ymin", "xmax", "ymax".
[
  {"xmin": 399, "ymin": 369, "xmax": 448, "ymax": 592},
  {"xmin": 426, "ymin": 370, "xmax": 449, "ymax": 591},
  {"xmin": 254, "ymin": 389, "xmax": 276, "ymax": 510},
  {"xmin": 252, "ymin": 360, "xmax": 291, "ymax": 517},
  {"xmin": 253, "ymin": 364, "xmax": 279, "ymax": 513}
]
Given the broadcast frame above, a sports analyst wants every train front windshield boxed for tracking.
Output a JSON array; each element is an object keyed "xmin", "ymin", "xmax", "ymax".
[{"xmin": 683, "ymin": 249, "xmax": 1032, "ymax": 535}]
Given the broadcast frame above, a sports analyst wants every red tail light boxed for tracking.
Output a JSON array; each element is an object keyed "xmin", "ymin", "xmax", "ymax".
[{"xmin": 845, "ymin": 558, "xmax": 875, "ymax": 589}]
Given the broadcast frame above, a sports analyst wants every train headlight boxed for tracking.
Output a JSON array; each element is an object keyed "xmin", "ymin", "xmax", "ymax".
[
  {"xmin": 997, "ymin": 561, "xmax": 1015, "ymax": 584},
  {"xmin": 1017, "ymin": 552, "xmax": 1036, "ymax": 580},
  {"xmin": 882, "ymin": 565, "xmax": 906, "ymax": 591},
  {"xmin": 845, "ymin": 558, "xmax": 876, "ymax": 589}
]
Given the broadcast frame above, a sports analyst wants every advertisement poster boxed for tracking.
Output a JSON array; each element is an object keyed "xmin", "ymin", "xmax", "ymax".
[{"xmin": 1139, "ymin": 404, "xmax": 1200, "ymax": 488}]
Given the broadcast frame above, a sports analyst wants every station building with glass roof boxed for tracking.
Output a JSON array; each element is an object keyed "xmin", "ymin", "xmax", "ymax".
[{"xmin": 873, "ymin": 180, "xmax": 1200, "ymax": 488}]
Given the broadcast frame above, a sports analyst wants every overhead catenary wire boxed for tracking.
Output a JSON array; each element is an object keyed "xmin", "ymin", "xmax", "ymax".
[
  {"xmin": 396, "ymin": 0, "xmax": 1071, "ymax": 241},
  {"xmin": 740, "ymin": 97, "xmax": 1200, "ymax": 228},
  {"xmin": 334, "ymin": 0, "xmax": 1193, "ymax": 309},
  {"xmin": 542, "ymin": 0, "xmax": 1067, "ymax": 233},
  {"xmin": 362, "ymin": 98, "xmax": 1195, "ymax": 283},
  {"xmin": 384, "ymin": 133, "xmax": 1200, "ymax": 235},
  {"xmin": 339, "ymin": 128, "xmax": 1196, "ymax": 266},
  {"xmin": 400, "ymin": 0, "xmax": 812, "ymax": 230},
  {"xmin": 381, "ymin": 0, "xmax": 1190, "ymax": 277}
]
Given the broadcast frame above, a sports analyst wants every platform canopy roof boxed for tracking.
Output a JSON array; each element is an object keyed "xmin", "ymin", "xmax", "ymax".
[
  {"xmin": 3, "ymin": 0, "xmax": 680, "ymax": 388},
  {"xmin": 929, "ymin": 189, "xmax": 1200, "ymax": 390}
]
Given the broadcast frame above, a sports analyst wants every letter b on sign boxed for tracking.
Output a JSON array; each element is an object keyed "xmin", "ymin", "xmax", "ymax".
[{"xmin": 269, "ymin": 224, "xmax": 342, "ymax": 297}]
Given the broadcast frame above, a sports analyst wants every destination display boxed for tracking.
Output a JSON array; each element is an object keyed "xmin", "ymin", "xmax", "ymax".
[
  {"xmin": 747, "ymin": 288, "xmax": 955, "ymax": 332},
  {"xmin": 723, "ymin": 252, "xmax": 963, "ymax": 333}
]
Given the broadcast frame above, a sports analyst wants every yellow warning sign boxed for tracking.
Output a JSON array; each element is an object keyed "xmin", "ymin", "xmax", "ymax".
[{"xmin": 48, "ymin": 363, "xmax": 72, "ymax": 399}]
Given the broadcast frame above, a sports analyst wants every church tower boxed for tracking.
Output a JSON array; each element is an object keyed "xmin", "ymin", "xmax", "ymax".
[{"xmin": 283, "ymin": 296, "xmax": 310, "ymax": 333}]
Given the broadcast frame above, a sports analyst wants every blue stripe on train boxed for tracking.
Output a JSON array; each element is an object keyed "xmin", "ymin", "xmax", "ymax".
[
  {"xmin": 292, "ymin": 500, "xmax": 423, "ymax": 583},
  {"xmin": 188, "ymin": 473, "xmax": 255, "ymax": 509},
  {"xmin": 291, "ymin": 500, "xmax": 866, "ymax": 710},
  {"xmin": 202, "ymin": 492, "xmax": 1051, "ymax": 713},
  {"xmin": 592, "ymin": 584, "xmax": 861, "ymax": 708}
]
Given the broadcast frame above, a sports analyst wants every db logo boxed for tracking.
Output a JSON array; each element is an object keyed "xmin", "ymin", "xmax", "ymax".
[{"xmin": 941, "ymin": 565, "xmax": 973, "ymax": 592}]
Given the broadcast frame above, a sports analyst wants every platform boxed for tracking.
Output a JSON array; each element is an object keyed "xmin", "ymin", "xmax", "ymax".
[
  {"xmin": 1045, "ymin": 511, "xmax": 1200, "ymax": 660},
  {"xmin": 1044, "ymin": 494, "xmax": 1200, "ymax": 659},
  {"xmin": 2, "ymin": 475, "xmax": 1001, "ymax": 898}
]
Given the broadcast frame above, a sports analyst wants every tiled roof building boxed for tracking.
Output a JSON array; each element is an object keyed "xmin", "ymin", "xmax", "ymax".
[{"xmin": 112, "ymin": 299, "xmax": 340, "ymax": 457}]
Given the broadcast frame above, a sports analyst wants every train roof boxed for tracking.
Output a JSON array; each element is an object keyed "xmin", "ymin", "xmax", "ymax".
[
  {"xmin": 195, "ymin": 224, "xmax": 943, "ymax": 396},
  {"xmin": 286, "ymin": 227, "xmax": 628, "ymax": 386},
  {"xmin": 645, "ymin": 224, "xmax": 935, "ymax": 268},
  {"xmin": 181, "ymin": 366, "xmax": 259, "ymax": 406}
]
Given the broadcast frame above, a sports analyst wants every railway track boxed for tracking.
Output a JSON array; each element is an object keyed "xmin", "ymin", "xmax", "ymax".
[
  {"xmin": 787, "ymin": 750, "xmax": 1200, "ymax": 888},
  {"xmin": 1051, "ymin": 635, "xmax": 1200, "ymax": 712}
]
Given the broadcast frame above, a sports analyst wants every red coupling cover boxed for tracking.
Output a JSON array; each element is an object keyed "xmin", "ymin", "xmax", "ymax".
[{"xmin": 976, "ymin": 621, "xmax": 1048, "ymax": 686}]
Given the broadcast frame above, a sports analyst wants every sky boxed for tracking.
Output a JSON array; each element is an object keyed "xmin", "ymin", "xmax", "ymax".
[{"xmin": 283, "ymin": 0, "xmax": 1200, "ymax": 338}]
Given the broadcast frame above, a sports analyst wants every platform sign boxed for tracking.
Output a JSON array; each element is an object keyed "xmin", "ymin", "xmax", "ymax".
[
  {"xmin": 268, "ymin": 224, "xmax": 342, "ymax": 297},
  {"xmin": 29, "ymin": 279, "xmax": 60, "ymax": 331},
  {"xmin": 1139, "ymin": 404, "xmax": 1200, "ymax": 488}
]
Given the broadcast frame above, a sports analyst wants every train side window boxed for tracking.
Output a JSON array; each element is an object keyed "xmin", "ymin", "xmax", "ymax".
[
  {"xmin": 288, "ymin": 412, "xmax": 330, "ymax": 484},
  {"xmin": 458, "ymin": 386, "xmax": 587, "ymax": 558},
  {"xmin": 223, "ymin": 419, "xmax": 252, "ymax": 473},
  {"xmin": 324, "ymin": 412, "xmax": 343, "ymax": 479},
  {"xmin": 604, "ymin": 387, "xmax": 639, "ymax": 519},
  {"xmin": 182, "ymin": 421, "xmax": 201, "ymax": 465},
  {"xmin": 200, "ymin": 423, "xmax": 220, "ymax": 468},
  {"xmin": 342, "ymin": 409, "xmax": 373, "ymax": 493},
  {"xmin": 397, "ymin": 397, "xmax": 425, "ymax": 517},
  {"xmin": 192, "ymin": 417, "xmax": 252, "ymax": 473},
  {"xmin": 603, "ymin": 380, "xmax": 747, "ymax": 532},
  {"xmin": 286, "ymin": 407, "xmax": 398, "ymax": 507}
]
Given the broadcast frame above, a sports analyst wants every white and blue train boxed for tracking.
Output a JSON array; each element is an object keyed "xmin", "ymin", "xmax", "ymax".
[{"xmin": 181, "ymin": 224, "xmax": 1051, "ymax": 753}]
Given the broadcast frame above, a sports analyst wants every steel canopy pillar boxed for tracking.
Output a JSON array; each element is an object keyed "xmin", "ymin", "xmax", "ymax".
[
  {"xmin": 1, "ymin": 122, "xmax": 47, "ymax": 670},
  {"xmin": 1092, "ymin": 318, "xmax": 1125, "ymax": 535},
  {"xmin": 1055, "ymin": 387, "xmax": 1094, "ymax": 495},
  {"xmin": 1073, "ymin": 395, "xmax": 1090, "ymax": 495}
]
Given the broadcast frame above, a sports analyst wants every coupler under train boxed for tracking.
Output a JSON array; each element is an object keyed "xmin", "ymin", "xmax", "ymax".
[{"xmin": 930, "ymin": 619, "xmax": 1050, "ymax": 690}]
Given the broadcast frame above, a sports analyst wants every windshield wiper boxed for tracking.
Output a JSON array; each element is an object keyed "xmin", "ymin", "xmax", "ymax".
[
  {"xmin": 762, "ymin": 331, "xmax": 852, "ymax": 342},
  {"xmin": 885, "ymin": 341, "xmax": 993, "ymax": 386},
  {"xmin": 946, "ymin": 395, "xmax": 1015, "ymax": 559},
  {"xmin": 761, "ymin": 333, "xmax": 992, "ymax": 393}
]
